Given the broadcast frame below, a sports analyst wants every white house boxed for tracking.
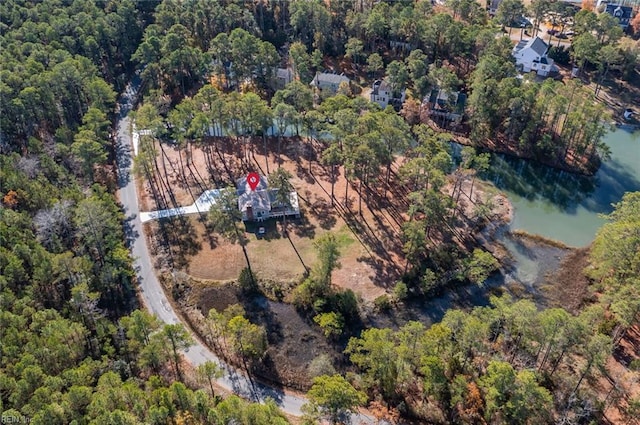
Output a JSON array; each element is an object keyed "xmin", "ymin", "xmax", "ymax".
[
  {"xmin": 310, "ymin": 72, "xmax": 350, "ymax": 94},
  {"xmin": 370, "ymin": 80, "xmax": 406, "ymax": 110},
  {"xmin": 512, "ymin": 37, "xmax": 558, "ymax": 77}
]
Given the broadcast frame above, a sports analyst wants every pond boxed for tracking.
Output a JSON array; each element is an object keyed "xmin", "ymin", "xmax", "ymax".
[{"xmin": 484, "ymin": 126, "xmax": 640, "ymax": 247}]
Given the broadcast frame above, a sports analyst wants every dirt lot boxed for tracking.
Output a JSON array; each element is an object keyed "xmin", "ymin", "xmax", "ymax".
[
  {"xmin": 140, "ymin": 136, "xmax": 443, "ymax": 301},
  {"xmin": 189, "ymin": 281, "xmax": 343, "ymax": 391},
  {"xmin": 140, "ymin": 135, "xmax": 516, "ymax": 301}
]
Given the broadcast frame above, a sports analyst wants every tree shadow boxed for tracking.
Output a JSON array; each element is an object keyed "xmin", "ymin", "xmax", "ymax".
[
  {"xmin": 482, "ymin": 145, "xmax": 640, "ymax": 215},
  {"xmin": 122, "ymin": 213, "xmax": 140, "ymax": 248},
  {"xmin": 202, "ymin": 220, "xmax": 221, "ymax": 249},
  {"xmin": 289, "ymin": 208, "xmax": 317, "ymax": 239},
  {"xmin": 160, "ymin": 215, "xmax": 202, "ymax": 270},
  {"xmin": 612, "ymin": 325, "xmax": 640, "ymax": 369},
  {"xmin": 368, "ymin": 275, "xmax": 507, "ymax": 330},
  {"xmin": 244, "ymin": 220, "xmax": 282, "ymax": 242},
  {"xmin": 303, "ymin": 193, "xmax": 337, "ymax": 230},
  {"xmin": 115, "ymin": 133, "xmax": 133, "ymax": 188},
  {"xmin": 286, "ymin": 232, "xmax": 309, "ymax": 273},
  {"xmin": 357, "ymin": 255, "xmax": 402, "ymax": 290},
  {"xmin": 294, "ymin": 160, "xmax": 316, "ymax": 185}
]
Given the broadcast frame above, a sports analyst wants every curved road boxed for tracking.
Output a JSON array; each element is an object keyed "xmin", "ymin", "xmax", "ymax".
[
  {"xmin": 114, "ymin": 80, "xmax": 376, "ymax": 424},
  {"xmin": 114, "ymin": 80, "xmax": 307, "ymax": 416}
]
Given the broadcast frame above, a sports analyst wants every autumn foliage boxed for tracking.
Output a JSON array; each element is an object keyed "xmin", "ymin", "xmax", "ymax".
[
  {"xmin": 631, "ymin": 12, "xmax": 640, "ymax": 33},
  {"xmin": 2, "ymin": 189, "xmax": 19, "ymax": 209}
]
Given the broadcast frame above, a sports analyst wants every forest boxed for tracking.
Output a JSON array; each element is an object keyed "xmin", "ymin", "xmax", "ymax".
[{"xmin": 1, "ymin": 0, "xmax": 639, "ymax": 424}]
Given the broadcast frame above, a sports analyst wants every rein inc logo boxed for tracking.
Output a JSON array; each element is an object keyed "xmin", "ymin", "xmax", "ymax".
[{"xmin": 1, "ymin": 413, "xmax": 31, "ymax": 424}]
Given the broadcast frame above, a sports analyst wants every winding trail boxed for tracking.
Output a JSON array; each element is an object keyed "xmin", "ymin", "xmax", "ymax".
[{"xmin": 114, "ymin": 79, "xmax": 374, "ymax": 423}]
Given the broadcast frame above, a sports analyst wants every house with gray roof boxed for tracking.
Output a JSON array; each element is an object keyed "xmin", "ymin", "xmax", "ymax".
[
  {"xmin": 235, "ymin": 176, "xmax": 300, "ymax": 222},
  {"xmin": 512, "ymin": 37, "xmax": 558, "ymax": 77},
  {"xmin": 370, "ymin": 79, "xmax": 406, "ymax": 110},
  {"xmin": 423, "ymin": 88, "xmax": 466, "ymax": 125},
  {"xmin": 598, "ymin": 1, "xmax": 634, "ymax": 30},
  {"xmin": 274, "ymin": 67, "xmax": 294, "ymax": 90},
  {"xmin": 310, "ymin": 72, "xmax": 350, "ymax": 94}
]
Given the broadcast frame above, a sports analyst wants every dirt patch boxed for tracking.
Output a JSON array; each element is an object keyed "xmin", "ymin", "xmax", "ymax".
[
  {"xmin": 139, "ymin": 137, "xmax": 419, "ymax": 301},
  {"xmin": 195, "ymin": 283, "xmax": 242, "ymax": 313},
  {"xmin": 141, "ymin": 134, "xmax": 511, "ymax": 303}
]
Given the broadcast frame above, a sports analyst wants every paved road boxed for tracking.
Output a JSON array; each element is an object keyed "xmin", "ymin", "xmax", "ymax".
[
  {"xmin": 114, "ymin": 80, "xmax": 307, "ymax": 416},
  {"xmin": 114, "ymin": 80, "xmax": 376, "ymax": 423}
]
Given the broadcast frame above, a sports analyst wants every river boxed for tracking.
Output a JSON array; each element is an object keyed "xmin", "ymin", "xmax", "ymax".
[{"xmin": 484, "ymin": 127, "xmax": 640, "ymax": 247}]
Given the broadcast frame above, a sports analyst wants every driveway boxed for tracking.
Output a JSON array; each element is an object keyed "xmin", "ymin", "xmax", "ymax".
[
  {"xmin": 114, "ymin": 78, "xmax": 307, "ymax": 415},
  {"xmin": 114, "ymin": 78, "xmax": 375, "ymax": 423}
]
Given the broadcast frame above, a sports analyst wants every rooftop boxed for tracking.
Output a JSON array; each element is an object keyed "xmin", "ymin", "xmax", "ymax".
[
  {"xmin": 236, "ymin": 175, "xmax": 268, "ymax": 195},
  {"xmin": 276, "ymin": 68, "xmax": 293, "ymax": 79},
  {"xmin": 513, "ymin": 37, "xmax": 549, "ymax": 57},
  {"xmin": 311, "ymin": 72, "xmax": 350, "ymax": 85},
  {"xmin": 372, "ymin": 79, "xmax": 393, "ymax": 95}
]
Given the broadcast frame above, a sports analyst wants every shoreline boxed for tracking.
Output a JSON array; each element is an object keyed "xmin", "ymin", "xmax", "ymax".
[{"xmin": 449, "ymin": 132, "xmax": 599, "ymax": 177}]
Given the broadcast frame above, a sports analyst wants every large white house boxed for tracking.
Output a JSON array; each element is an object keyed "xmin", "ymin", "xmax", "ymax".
[
  {"xmin": 310, "ymin": 72, "xmax": 350, "ymax": 94},
  {"xmin": 370, "ymin": 79, "xmax": 406, "ymax": 110},
  {"xmin": 597, "ymin": 0, "xmax": 634, "ymax": 30},
  {"xmin": 512, "ymin": 37, "xmax": 558, "ymax": 77}
]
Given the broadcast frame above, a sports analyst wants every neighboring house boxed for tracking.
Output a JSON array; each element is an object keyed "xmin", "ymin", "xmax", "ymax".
[
  {"xmin": 488, "ymin": 0, "xmax": 502, "ymax": 15},
  {"xmin": 423, "ymin": 88, "xmax": 466, "ymax": 124},
  {"xmin": 389, "ymin": 40, "xmax": 413, "ymax": 52},
  {"xmin": 370, "ymin": 79, "xmax": 406, "ymax": 110},
  {"xmin": 235, "ymin": 176, "xmax": 300, "ymax": 222},
  {"xmin": 274, "ymin": 67, "xmax": 294, "ymax": 90},
  {"xmin": 310, "ymin": 72, "xmax": 350, "ymax": 94},
  {"xmin": 512, "ymin": 37, "xmax": 558, "ymax": 77},
  {"xmin": 597, "ymin": 1, "xmax": 633, "ymax": 29}
]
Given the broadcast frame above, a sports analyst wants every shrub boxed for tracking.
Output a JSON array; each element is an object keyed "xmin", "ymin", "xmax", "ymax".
[
  {"xmin": 393, "ymin": 281, "xmax": 409, "ymax": 301},
  {"xmin": 238, "ymin": 267, "xmax": 258, "ymax": 294},
  {"xmin": 308, "ymin": 354, "xmax": 336, "ymax": 378},
  {"xmin": 313, "ymin": 312, "xmax": 344, "ymax": 339},
  {"xmin": 333, "ymin": 289, "xmax": 359, "ymax": 320},
  {"xmin": 421, "ymin": 269, "xmax": 439, "ymax": 295},
  {"xmin": 374, "ymin": 295, "xmax": 392, "ymax": 311}
]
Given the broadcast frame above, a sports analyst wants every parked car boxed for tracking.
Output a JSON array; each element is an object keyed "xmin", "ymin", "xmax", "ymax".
[
  {"xmin": 547, "ymin": 29, "xmax": 559, "ymax": 35},
  {"xmin": 512, "ymin": 17, "xmax": 532, "ymax": 28}
]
